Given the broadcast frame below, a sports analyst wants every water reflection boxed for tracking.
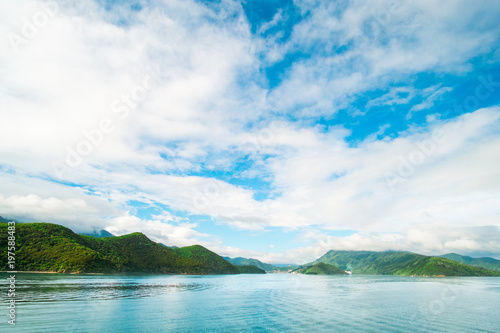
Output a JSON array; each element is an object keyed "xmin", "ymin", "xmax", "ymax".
[
  {"xmin": 0, "ymin": 273, "xmax": 498, "ymax": 332},
  {"xmin": 2, "ymin": 274, "xmax": 210, "ymax": 302}
]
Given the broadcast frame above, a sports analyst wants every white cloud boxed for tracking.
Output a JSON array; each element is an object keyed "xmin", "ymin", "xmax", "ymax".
[
  {"xmin": 1, "ymin": 0, "xmax": 500, "ymax": 262},
  {"xmin": 0, "ymin": 193, "xmax": 103, "ymax": 232},
  {"xmin": 4, "ymin": 106, "xmax": 499, "ymax": 263},
  {"xmin": 106, "ymin": 214, "xmax": 210, "ymax": 247},
  {"xmin": 266, "ymin": 0, "xmax": 500, "ymax": 116},
  {"xmin": 367, "ymin": 86, "xmax": 414, "ymax": 108},
  {"xmin": 408, "ymin": 85, "xmax": 453, "ymax": 117}
]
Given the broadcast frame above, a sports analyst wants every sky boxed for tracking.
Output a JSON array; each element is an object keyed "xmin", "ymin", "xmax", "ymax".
[{"xmin": 1, "ymin": 0, "xmax": 500, "ymax": 264}]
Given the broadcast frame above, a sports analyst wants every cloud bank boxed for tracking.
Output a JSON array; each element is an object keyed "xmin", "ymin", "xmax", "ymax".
[{"xmin": 1, "ymin": 0, "xmax": 499, "ymax": 263}]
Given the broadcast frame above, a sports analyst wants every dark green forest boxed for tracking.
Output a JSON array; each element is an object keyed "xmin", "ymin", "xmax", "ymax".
[
  {"xmin": 0, "ymin": 223, "xmax": 242, "ymax": 274},
  {"xmin": 314, "ymin": 250, "xmax": 500, "ymax": 276}
]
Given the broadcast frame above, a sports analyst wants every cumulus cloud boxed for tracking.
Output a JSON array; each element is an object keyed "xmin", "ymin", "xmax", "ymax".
[
  {"xmin": 1, "ymin": 0, "xmax": 500, "ymax": 262},
  {"xmin": 266, "ymin": 0, "xmax": 500, "ymax": 116},
  {"xmin": 106, "ymin": 214, "xmax": 211, "ymax": 247}
]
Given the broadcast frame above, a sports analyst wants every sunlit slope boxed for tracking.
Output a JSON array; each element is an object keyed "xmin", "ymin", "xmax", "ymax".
[
  {"xmin": 314, "ymin": 250, "xmax": 500, "ymax": 276},
  {"xmin": 439, "ymin": 253, "xmax": 500, "ymax": 272},
  {"xmin": 172, "ymin": 245, "xmax": 240, "ymax": 274},
  {"xmin": 234, "ymin": 264, "xmax": 266, "ymax": 274},
  {"xmin": 0, "ymin": 223, "xmax": 238, "ymax": 274},
  {"xmin": 294, "ymin": 262, "xmax": 348, "ymax": 275},
  {"xmin": 223, "ymin": 256, "xmax": 276, "ymax": 272}
]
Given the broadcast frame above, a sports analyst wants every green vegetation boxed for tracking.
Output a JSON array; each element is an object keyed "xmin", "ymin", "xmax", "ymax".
[
  {"xmin": 0, "ymin": 223, "xmax": 109, "ymax": 273},
  {"xmin": 0, "ymin": 223, "xmax": 239, "ymax": 274},
  {"xmin": 3, "ymin": 222, "xmax": 498, "ymax": 277},
  {"xmin": 223, "ymin": 257, "xmax": 276, "ymax": 272},
  {"xmin": 271, "ymin": 264, "xmax": 300, "ymax": 273},
  {"xmin": 79, "ymin": 232, "xmax": 207, "ymax": 274},
  {"xmin": 235, "ymin": 265, "xmax": 266, "ymax": 274},
  {"xmin": 314, "ymin": 250, "xmax": 500, "ymax": 277},
  {"xmin": 294, "ymin": 262, "xmax": 348, "ymax": 275},
  {"xmin": 439, "ymin": 253, "xmax": 500, "ymax": 272},
  {"xmin": 172, "ymin": 245, "xmax": 239, "ymax": 274}
]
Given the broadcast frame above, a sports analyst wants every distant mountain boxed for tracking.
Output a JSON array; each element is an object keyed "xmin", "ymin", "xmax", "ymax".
[
  {"xmin": 79, "ymin": 229, "xmax": 114, "ymax": 238},
  {"xmin": 0, "ymin": 223, "xmax": 239, "ymax": 275},
  {"xmin": 0, "ymin": 216, "xmax": 16, "ymax": 223},
  {"xmin": 223, "ymin": 256, "xmax": 277, "ymax": 272},
  {"xmin": 173, "ymin": 245, "xmax": 239, "ymax": 274},
  {"xmin": 234, "ymin": 265, "xmax": 266, "ymax": 274},
  {"xmin": 314, "ymin": 250, "xmax": 500, "ymax": 277},
  {"xmin": 272, "ymin": 263, "xmax": 296, "ymax": 267},
  {"xmin": 157, "ymin": 243, "xmax": 179, "ymax": 249},
  {"xmin": 439, "ymin": 253, "xmax": 500, "ymax": 272},
  {"xmin": 293, "ymin": 262, "xmax": 348, "ymax": 275},
  {"xmin": 271, "ymin": 264, "xmax": 300, "ymax": 273}
]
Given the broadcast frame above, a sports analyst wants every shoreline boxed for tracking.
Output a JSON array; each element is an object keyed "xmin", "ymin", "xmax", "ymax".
[
  {"xmin": 0, "ymin": 271, "xmax": 105, "ymax": 275},
  {"xmin": 0, "ymin": 271, "xmax": 245, "ymax": 276}
]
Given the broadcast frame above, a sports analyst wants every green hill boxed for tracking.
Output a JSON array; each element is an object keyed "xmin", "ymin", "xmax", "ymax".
[
  {"xmin": 439, "ymin": 253, "xmax": 500, "ymax": 272},
  {"xmin": 173, "ymin": 245, "xmax": 239, "ymax": 274},
  {"xmin": 0, "ymin": 223, "xmax": 237, "ymax": 275},
  {"xmin": 314, "ymin": 250, "xmax": 500, "ymax": 277},
  {"xmin": 234, "ymin": 264, "xmax": 266, "ymax": 274},
  {"xmin": 271, "ymin": 264, "xmax": 300, "ymax": 273},
  {"xmin": 223, "ymin": 256, "xmax": 276, "ymax": 272},
  {"xmin": 79, "ymin": 232, "xmax": 207, "ymax": 274},
  {"xmin": 294, "ymin": 262, "xmax": 348, "ymax": 275},
  {"xmin": 0, "ymin": 223, "xmax": 111, "ymax": 273}
]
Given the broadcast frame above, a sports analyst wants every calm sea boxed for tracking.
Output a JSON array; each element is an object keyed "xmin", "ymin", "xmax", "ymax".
[{"xmin": 1, "ymin": 273, "xmax": 499, "ymax": 332}]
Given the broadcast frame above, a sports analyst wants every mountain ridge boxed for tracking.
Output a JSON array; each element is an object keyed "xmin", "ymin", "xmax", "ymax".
[
  {"xmin": 293, "ymin": 262, "xmax": 348, "ymax": 275},
  {"xmin": 313, "ymin": 250, "xmax": 500, "ymax": 277},
  {"xmin": 2, "ymin": 222, "xmax": 499, "ymax": 277},
  {"xmin": 223, "ymin": 256, "xmax": 277, "ymax": 272},
  {"xmin": 234, "ymin": 264, "xmax": 266, "ymax": 274},
  {"xmin": 439, "ymin": 253, "xmax": 500, "ymax": 272},
  {"xmin": 0, "ymin": 223, "xmax": 238, "ymax": 275}
]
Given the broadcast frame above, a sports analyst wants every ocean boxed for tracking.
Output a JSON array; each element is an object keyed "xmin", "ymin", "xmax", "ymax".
[{"xmin": 1, "ymin": 273, "xmax": 499, "ymax": 332}]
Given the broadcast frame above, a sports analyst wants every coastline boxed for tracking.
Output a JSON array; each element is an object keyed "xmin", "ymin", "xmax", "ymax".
[{"xmin": 0, "ymin": 271, "xmax": 105, "ymax": 275}]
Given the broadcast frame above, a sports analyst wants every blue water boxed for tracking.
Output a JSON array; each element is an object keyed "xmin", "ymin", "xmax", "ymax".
[{"xmin": 1, "ymin": 273, "xmax": 499, "ymax": 332}]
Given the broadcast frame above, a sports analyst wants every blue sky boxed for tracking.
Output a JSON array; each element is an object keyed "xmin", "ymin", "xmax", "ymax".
[{"xmin": 1, "ymin": 0, "xmax": 500, "ymax": 263}]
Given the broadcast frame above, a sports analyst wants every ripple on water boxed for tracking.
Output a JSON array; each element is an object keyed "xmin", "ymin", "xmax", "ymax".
[
  {"xmin": 6, "ymin": 280, "xmax": 210, "ymax": 302},
  {"xmin": 1, "ymin": 274, "xmax": 499, "ymax": 332}
]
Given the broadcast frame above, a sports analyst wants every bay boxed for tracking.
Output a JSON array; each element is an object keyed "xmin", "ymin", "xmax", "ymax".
[{"xmin": 1, "ymin": 273, "xmax": 499, "ymax": 332}]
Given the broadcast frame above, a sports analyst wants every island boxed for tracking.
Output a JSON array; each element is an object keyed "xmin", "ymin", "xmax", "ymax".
[
  {"xmin": 293, "ymin": 262, "xmax": 348, "ymax": 275},
  {"xmin": 0, "ymin": 222, "xmax": 261, "ymax": 275},
  {"xmin": 1, "ymin": 222, "xmax": 499, "ymax": 277}
]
